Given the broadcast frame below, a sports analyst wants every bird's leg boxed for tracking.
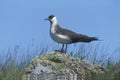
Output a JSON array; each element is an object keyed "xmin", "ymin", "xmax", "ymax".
[
  {"xmin": 61, "ymin": 44, "xmax": 64, "ymax": 53},
  {"xmin": 64, "ymin": 44, "xmax": 68, "ymax": 53}
]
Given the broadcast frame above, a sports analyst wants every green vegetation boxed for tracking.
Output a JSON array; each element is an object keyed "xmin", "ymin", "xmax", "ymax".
[{"xmin": 0, "ymin": 43, "xmax": 119, "ymax": 80}]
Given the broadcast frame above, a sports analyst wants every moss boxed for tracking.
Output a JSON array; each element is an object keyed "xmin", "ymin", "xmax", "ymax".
[{"xmin": 24, "ymin": 51, "xmax": 104, "ymax": 79}]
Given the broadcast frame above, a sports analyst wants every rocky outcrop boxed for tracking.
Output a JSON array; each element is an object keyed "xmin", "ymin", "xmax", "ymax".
[{"xmin": 22, "ymin": 51, "xmax": 104, "ymax": 80}]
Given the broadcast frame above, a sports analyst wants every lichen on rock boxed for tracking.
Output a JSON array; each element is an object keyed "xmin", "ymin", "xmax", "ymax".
[{"xmin": 22, "ymin": 51, "xmax": 104, "ymax": 80}]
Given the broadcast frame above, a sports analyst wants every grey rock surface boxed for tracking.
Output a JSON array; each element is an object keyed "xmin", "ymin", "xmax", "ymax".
[{"xmin": 22, "ymin": 51, "xmax": 104, "ymax": 80}]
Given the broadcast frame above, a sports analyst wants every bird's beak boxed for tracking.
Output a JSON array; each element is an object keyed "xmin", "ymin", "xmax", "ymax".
[{"xmin": 45, "ymin": 18, "xmax": 49, "ymax": 21}]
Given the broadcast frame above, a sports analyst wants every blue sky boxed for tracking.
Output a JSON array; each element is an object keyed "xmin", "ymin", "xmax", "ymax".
[{"xmin": 0, "ymin": 0, "xmax": 120, "ymax": 54}]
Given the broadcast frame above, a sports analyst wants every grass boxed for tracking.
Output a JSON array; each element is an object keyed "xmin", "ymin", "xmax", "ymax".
[
  {"xmin": 0, "ymin": 43, "xmax": 120, "ymax": 80},
  {"xmin": 85, "ymin": 62, "xmax": 120, "ymax": 80}
]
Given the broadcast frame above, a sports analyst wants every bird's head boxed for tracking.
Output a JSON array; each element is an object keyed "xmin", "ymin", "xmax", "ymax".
[{"xmin": 45, "ymin": 15, "xmax": 57, "ymax": 23}]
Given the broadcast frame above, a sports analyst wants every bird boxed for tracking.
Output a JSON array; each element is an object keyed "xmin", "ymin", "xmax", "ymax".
[{"xmin": 45, "ymin": 15, "xmax": 98, "ymax": 53}]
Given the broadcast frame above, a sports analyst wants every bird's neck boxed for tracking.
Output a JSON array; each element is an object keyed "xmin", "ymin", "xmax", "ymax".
[
  {"xmin": 50, "ymin": 21, "xmax": 59, "ymax": 33},
  {"xmin": 51, "ymin": 20, "xmax": 58, "ymax": 27}
]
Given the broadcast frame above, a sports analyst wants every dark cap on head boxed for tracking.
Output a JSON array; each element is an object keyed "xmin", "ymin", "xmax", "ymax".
[
  {"xmin": 45, "ymin": 15, "xmax": 55, "ymax": 21},
  {"xmin": 48, "ymin": 15, "xmax": 55, "ymax": 19}
]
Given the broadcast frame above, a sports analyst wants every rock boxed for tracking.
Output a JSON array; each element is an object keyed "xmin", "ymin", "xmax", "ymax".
[{"xmin": 22, "ymin": 51, "xmax": 104, "ymax": 80}]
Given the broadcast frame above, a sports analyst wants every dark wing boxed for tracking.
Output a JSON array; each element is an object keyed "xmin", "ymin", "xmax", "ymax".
[
  {"xmin": 76, "ymin": 34, "xmax": 98, "ymax": 42},
  {"xmin": 57, "ymin": 26, "xmax": 98, "ymax": 43}
]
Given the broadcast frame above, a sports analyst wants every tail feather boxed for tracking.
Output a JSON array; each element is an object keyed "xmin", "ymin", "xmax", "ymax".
[
  {"xmin": 81, "ymin": 36, "xmax": 99, "ymax": 42},
  {"xmin": 91, "ymin": 37, "xmax": 99, "ymax": 41},
  {"xmin": 72, "ymin": 34, "xmax": 99, "ymax": 43},
  {"xmin": 77, "ymin": 36, "xmax": 99, "ymax": 42}
]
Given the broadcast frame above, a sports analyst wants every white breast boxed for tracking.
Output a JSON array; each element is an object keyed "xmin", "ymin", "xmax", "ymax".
[
  {"xmin": 50, "ymin": 31, "xmax": 71, "ymax": 44},
  {"xmin": 50, "ymin": 18, "xmax": 72, "ymax": 44}
]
